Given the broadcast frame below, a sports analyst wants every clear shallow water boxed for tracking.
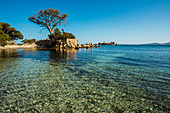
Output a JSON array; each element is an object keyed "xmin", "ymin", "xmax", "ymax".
[{"xmin": 0, "ymin": 45, "xmax": 170, "ymax": 112}]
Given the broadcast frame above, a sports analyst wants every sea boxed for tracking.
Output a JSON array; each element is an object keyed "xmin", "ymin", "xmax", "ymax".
[{"xmin": 0, "ymin": 45, "xmax": 170, "ymax": 112}]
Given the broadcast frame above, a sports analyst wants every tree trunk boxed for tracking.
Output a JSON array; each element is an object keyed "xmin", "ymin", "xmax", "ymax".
[
  {"xmin": 46, "ymin": 24, "xmax": 52, "ymax": 34},
  {"xmin": 51, "ymin": 27, "xmax": 55, "ymax": 34}
]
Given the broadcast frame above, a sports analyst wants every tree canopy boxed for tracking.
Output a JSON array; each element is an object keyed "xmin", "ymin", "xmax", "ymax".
[
  {"xmin": 28, "ymin": 8, "xmax": 76, "ymax": 47},
  {"xmin": 62, "ymin": 29, "xmax": 76, "ymax": 39},
  {"xmin": 0, "ymin": 22, "xmax": 23, "ymax": 46},
  {"xmin": 0, "ymin": 30, "xmax": 10, "ymax": 46},
  {"xmin": 28, "ymin": 8, "xmax": 68, "ymax": 34},
  {"xmin": 0, "ymin": 22, "xmax": 23, "ymax": 40}
]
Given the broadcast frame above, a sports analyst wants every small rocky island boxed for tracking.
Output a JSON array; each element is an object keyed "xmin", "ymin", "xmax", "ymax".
[
  {"xmin": 36, "ymin": 38, "xmax": 100, "ymax": 49},
  {"xmin": 98, "ymin": 42, "xmax": 118, "ymax": 45},
  {"xmin": 28, "ymin": 9, "xmax": 100, "ymax": 49}
]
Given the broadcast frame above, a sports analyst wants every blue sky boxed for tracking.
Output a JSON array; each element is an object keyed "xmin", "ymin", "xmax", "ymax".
[{"xmin": 0, "ymin": 0, "xmax": 170, "ymax": 44}]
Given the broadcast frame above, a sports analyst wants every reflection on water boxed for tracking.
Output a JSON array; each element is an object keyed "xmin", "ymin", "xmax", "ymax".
[
  {"xmin": 0, "ymin": 47, "xmax": 170, "ymax": 112},
  {"xmin": 0, "ymin": 49, "xmax": 18, "ymax": 58},
  {"xmin": 0, "ymin": 48, "xmax": 78, "ymax": 61},
  {"xmin": 49, "ymin": 48, "xmax": 78, "ymax": 60}
]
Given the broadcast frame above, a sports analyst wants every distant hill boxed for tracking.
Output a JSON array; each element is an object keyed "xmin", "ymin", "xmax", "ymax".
[
  {"xmin": 162, "ymin": 42, "xmax": 170, "ymax": 45},
  {"xmin": 140, "ymin": 42, "xmax": 170, "ymax": 45}
]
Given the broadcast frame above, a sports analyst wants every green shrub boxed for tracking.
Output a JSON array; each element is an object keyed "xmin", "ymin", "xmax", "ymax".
[{"xmin": 21, "ymin": 38, "xmax": 36, "ymax": 44}]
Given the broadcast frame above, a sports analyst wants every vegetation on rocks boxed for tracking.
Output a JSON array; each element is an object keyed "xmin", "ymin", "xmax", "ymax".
[
  {"xmin": 48, "ymin": 28, "xmax": 75, "ymax": 43},
  {"xmin": 29, "ymin": 8, "xmax": 76, "ymax": 47},
  {"xmin": 21, "ymin": 38, "xmax": 36, "ymax": 44}
]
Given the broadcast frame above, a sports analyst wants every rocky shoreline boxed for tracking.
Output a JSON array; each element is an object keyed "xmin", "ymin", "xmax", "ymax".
[
  {"xmin": 0, "ymin": 41, "xmax": 119, "ymax": 49},
  {"xmin": 0, "ymin": 43, "xmax": 100, "ymax": 49},
  {"xmin": 74, "ymin": 43, "xmax": 100, "ymax": 49},
  {"xmin": 35, "ymin": 39, "xmax": 101, "ymax": 49}
]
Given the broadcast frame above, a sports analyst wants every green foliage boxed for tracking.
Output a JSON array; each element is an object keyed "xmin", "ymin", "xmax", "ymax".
[
  {"xmin": 21, "ymin": 38, "xmax": 36, "ymax": 44},
  {"xmin": 28, "ymin": 8, "xmax": 68, "ymax": 34},
  {"xmin": 28, "ymin": 9, "xmax": 76, "ymax": 43},
  {"xmin": 0, "ymin": 30, "xmax": 10, "ymax": 46},
  {"xmin": 0, "ymin": 22, "xmax": 10, "ymax": 33},
  {"xmin": 48, "ymin": 33, "xmax": 56, "ymax": 40},
  {"xmin": 48, "ymin": 28, "xmax": 76, "ymax": 42},
  {"xmin": 8, "ymin": 27, "xmax": 23, "ymax": 40},
  {"xmin": 48, "ymin": 28, "xmax": 63, "ymax": 41},
  {"xmin": 54, "ymin": 28, "xmax": 63, "ymax": 40},
  {"xmin": 62, "ymin": 29, "xmax": 76, "ymax": 39},
  {"xmin": 0, "ymin": 22, "xmax": 24, "ymax": 40}
]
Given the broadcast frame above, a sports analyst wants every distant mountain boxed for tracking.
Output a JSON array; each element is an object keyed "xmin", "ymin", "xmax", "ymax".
[
  {"xmin": 147, "ymin": 43, "xmax": 161, "ymax": 45},
  {"xmin": 140, "ymin": 42, "xmax": 170, "ymax": 45},
  {"xmin": 162, "ymin": 42, "xmax": 170, "ymax": 45}
]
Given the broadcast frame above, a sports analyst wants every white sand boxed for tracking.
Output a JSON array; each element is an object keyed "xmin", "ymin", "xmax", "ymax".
[{"xmin": 0, "ymin": 44, "xmax": 37, "ymax": 49}]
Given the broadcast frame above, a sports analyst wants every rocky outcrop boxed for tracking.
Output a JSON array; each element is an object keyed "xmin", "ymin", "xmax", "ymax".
[
  {"xmin": 98, "ymin": 42, "xmax": 118, "ymax": 45},
  {"xmin": 35, "ymin": 39, "xmax": 100, "ymax": 49},
  {"xmin": 66, "ymin": 39, "xmax": 78, "ymax": 48},
  {"xmin": 36, "ymin": 39, "xmax": 79, "ymax": 48},
  {"xmin": 75, "ymin": 43, "xmax": 100, "ymax": 49}
]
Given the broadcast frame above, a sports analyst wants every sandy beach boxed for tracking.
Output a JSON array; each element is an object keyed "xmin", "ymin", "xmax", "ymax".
[{"xmin": 0, "ymin": 44, "xmax": 37, "ymax": 49}]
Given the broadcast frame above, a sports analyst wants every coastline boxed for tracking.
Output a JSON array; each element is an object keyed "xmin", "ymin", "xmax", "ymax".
[
  {"xmin": 0, "ymin": 44, "xmax": 37, "ymax": 49},
  {"xmin": 0, "ymin": 43, "xmax": 101, "ymax": 50}
]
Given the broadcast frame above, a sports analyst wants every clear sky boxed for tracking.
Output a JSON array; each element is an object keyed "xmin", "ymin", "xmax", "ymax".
[{"xmin": 0, "ymin": 0, "xmax": 170, "ymax": 44}]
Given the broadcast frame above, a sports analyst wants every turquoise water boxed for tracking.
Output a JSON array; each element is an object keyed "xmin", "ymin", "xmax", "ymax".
[{"xmin": 0, "ymin": 45, "xmax": 170, "ymax": 112}]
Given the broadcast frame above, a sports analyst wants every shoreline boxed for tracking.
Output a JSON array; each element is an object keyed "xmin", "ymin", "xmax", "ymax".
[
  {"xmin": 0, "ymin": 43, "xmax": 100, "ymax": 50},
  {"xmin": 0, "ymin": 44, "xmax": 37, "ymax": 49}
]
